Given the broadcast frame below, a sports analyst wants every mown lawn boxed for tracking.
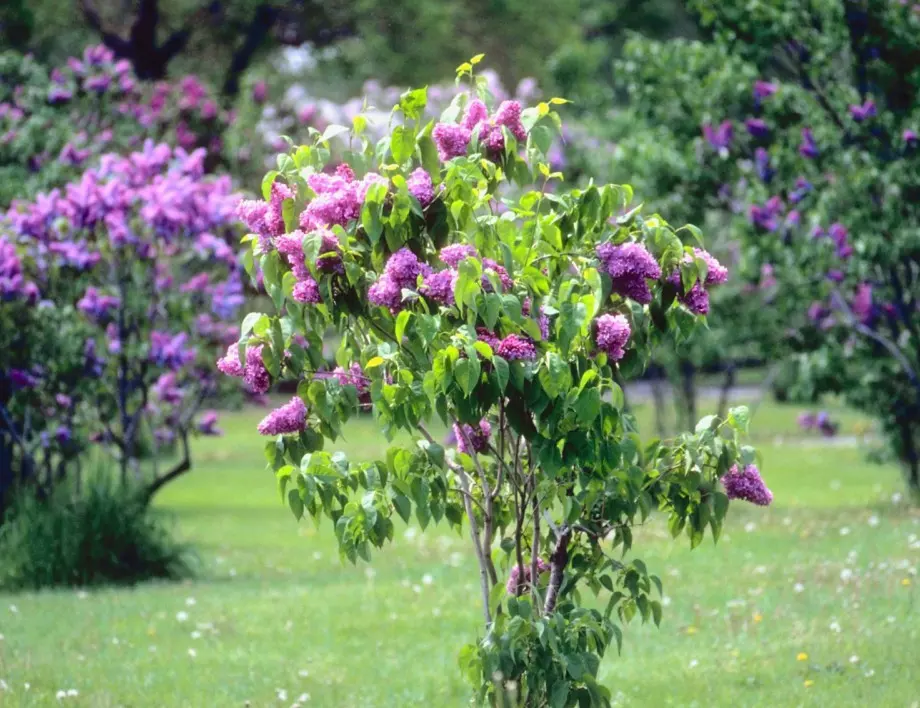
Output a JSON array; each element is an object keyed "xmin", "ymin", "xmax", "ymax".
[{"xmin": 1, "ymin": 396, "xmax": 918, "ymax": 707}]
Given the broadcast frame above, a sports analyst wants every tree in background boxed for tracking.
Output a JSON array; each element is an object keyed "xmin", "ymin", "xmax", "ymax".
[
  {"xmin": 222, "ymin": 60, "xmax": 767, "ymax": 704},
  {"xmin": 1, "ymin": 142, "xmax": 244, "ymax": 515},
  {"xmin": 633, "ymin": 0, "xmax": 920, "ymax": 491}
]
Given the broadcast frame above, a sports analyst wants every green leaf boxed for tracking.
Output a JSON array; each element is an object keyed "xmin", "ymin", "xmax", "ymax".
[
  {"xmin": 391, "ymin": 125, "xmax": 416, "ymax": 164},
  {"xmin": 288, "ymin": 488, "xmax": 304, "ymax": 520},
  {"xmin": 395, "ymin": 310, "xmax": 413, "ymax": 343},
  {"xmin": 261, "ymin": 170, "xmax": 279, "ymax": 199},
  {"xmin": 399, "ymin": 87, "xmax": 428, "ymax": 120},
  {"xmin": 538, "ymin": 352, "xmax": 572, "ymax": 399},
  {"xmin": 728, "ymin": 406, "xmax": 750, "ymax": 434},
  {"xmin": 418, "ymin": 135, "xmax": 440, "ymax": 180},
  {"xmin": 489, "ymin": 581, "xmax": 506, "ymax": 618},
  {"xmin": 574, "ymin": 388, "xmax": 601, "ymax": 425},
  {"xmin": 493, "ymin": 356, "xmax": 509, "ymax": 393},
  {"xmin": 695, "ymin": 415, "xmax": 717, "ymax": 434},
  {"xmin": 550, "ymin": 681, "xmax": 570, "ymax": 708},
  {"xmin": 240, "ymin": 312, "xmax": 264, "ymax": 338},
  {"xmin": 454, "ymin": 359, "xmax": 473, "ymax": 396}
]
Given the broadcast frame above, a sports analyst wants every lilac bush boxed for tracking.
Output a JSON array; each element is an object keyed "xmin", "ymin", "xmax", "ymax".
[
  {"xmin": 1, "ymin": 141, "xmax": 243, "ymax": 508},
  {"xmin": 221, "ymin": 57, "xmax": 764, "ymax": 705}
]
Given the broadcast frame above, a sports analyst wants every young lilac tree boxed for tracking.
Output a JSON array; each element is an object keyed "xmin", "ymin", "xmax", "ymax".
[
  {"xmin": 222, "ymin": 58, "xmax": 768, "ymax": 704},
  {"xmin": 1, "ymin": 141, "xmax": 243, "ymax": 511}
]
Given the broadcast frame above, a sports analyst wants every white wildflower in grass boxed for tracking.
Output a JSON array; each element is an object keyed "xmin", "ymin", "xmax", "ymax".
[
  {"xmin": 868, "ymin": 515, "xmax": 880, "ymax": 527},
  {"xmin": 744, "ymin": 522, "xmax": 756, "ymax": 533},
  {"xmin": 77, "ymin": 591, "xmax": 88, "ymax": 600},
  {"xmin": 312, "ymin": 552, "xmax": 322, "ymax": 560},
  {"xmin": 422, "ymin": 573, "xmax": 434, "ymax": 586},
  {"xmin": 67, "ymin": 690, "xmax": 78, "ymax": 697},
  {"xmin": 829, "ymin": 620, "xmax": 842, "ymax": 633},
  {"xmin": 8, "ymin": 605, "xmax": 17, "ymax": 613},
  {"xmin": 276, "ymin": 688, "xmax": 288, "ymax": 701},
  {"xmin": 185, "ymin": 597, "xmax": 196, "ymax": 606},
  {"xmin": 191, "ymin": 631, "xmax": 202, "ymax": 639},
  {"xmin": 364, "ymin": 567, "xmax": 376, "ymax": 580},
  {"xmin": 297, "ymin": 693, "xmax": 310, "ymax": 702},
  {"xmin": 56, "ymin": 690, "xmax": 66, "ymax": 700},
  {"xmin": 432, "ymin": 607, "xmax": 442, "ymax": 617},
  {"xmin": 688, "ymin": 659, "xmax": 699, "ymax": 669},
  {"xmin": 176, "ymin": 611, "xmax": 189, "ymax": 622},
  {"xmin": 188, "ymin": 648, "xmax": 197, "ymax": 658},
  {"xmin": 864, "ymin": 669, "xmax": 875, "ymax": 678},
  {"xmin": 840, "ymin": 569, "xmax": 854, "ymax": 582},
  {"xmin": 839, "ymin": 527, "xmax": 851, "ymax": 536},
  {"xmin": 662, "ymin": 596, "xmax": 672, "ymax": 607},
  {"xmin": 0, "ymin": 679, "xmax": 7, "ymax": 691},
  {"xmin": 794, "ymin": 583, "xmax": 805, "ymax": 593},
  {"xmin": 850, "ymin": 655, "xmax": 860, "ymax": 663},
  {"xmin": 412, "ymin": 584, "xmax": 422, "ymax": 594}
]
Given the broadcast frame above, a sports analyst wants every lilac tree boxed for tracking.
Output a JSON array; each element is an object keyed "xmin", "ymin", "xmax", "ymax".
[
  {"xmin": 222, "ymin": 58, "xmax": 767, "ymax": 704},
  {"xmin": 1, "ymin": 141, "xmax": 243, "ymax": 510}
]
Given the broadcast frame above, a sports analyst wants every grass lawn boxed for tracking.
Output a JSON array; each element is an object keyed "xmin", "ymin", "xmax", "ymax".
[{"xmin": 1, "ymin": 396, "xmax": 918, "ymax": 706}]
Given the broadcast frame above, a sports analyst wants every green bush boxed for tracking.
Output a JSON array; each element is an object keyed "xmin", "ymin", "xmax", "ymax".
[{"xmin": 0, "ymin": 471, "xmax": 194, "ymax": 591}]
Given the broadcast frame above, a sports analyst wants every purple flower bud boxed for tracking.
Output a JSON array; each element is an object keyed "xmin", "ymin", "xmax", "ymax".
[
  {"xmin": 849, "ymin": 99, "xmax": 876, "ymax": 122},
  {"xmin": 722, "ymin": 464, "xmax": 773, "ymax": 506}
]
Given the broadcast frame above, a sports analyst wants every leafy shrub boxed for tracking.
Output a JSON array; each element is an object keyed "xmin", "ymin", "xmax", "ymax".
[
  {"xmin": 222, "ymin": 58, "xmax": 766, "ymax": 705},
  {"xmin": 0, "ymin": 471, "xmax": 193, "ymax": 590}
]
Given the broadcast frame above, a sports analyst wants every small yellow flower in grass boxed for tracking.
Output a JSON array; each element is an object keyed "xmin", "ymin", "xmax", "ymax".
[
  {"xmin": 753, "ymin": 613, "xmax": 763, "ymax": 623},
  {"xmin": 804, "ymin": 680, "xmax": 814, "ymax": 688},
  {"xmin": 797, "ymin": 652, "xmax": 809, "ymax": 662},
  {"xmin": 902, "ymin": 578, "xmax": 911, "ymax": 587},
  {"xmin": 686, "ymin": 626, "xmax": 698, "ymax": 635}
]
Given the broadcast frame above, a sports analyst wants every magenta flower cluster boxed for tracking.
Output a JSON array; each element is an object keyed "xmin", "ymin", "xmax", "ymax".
[
  {"xmin": 257, "ymin": 396, "xmax": 308, "ymax": 436},
  {"xmin": 721, "ymin": 464, "xmax": 773, "ymax": 506},
  {"xmin": 218, "ymin": 343, "xmax": 271, "ymax": 395},
  {"xmin": 506, "ymin": 558, "xmax": 551, "ymax": 596},
  {"xmin": 594, "ymin": 314, "xmax": 631, "ymax": 361},
  {"xmin": 798, "ymin": 411, "xmax": 838, "ymax": 437},
  {"xmin": 453, "ymin": 419, "xmax": 492, "ymax": 455},
  {"xmin": 596, "ymin": 241, "xmax": 662, "ymax": 304},
  {"xmin": 432, "ymin": 99, "xmax": 527, "ymax": 161}
]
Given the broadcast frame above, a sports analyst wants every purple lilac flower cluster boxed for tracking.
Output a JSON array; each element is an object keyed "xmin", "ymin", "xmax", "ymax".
[
  {"xmin": 257, "ymin": 396, "xmax": 308, "ymax": 436},
  {"xmin": 432, "ymin": 99, "xmax": 527, "ymax": 161},
  {"xmin": 453, "ymin": 420, "xmax": 492, "ymax": 455},
  {"xmin": 595, "ymin": 242, "xmax": 662, "ymax": 304},
  {"xmin": 664, "ymin": 248, "xmax": 728, "ymax": 316},
  {"xmin": 506, "ymin": 558, "xmax": 551, "ymax": 596},
  {"xmin": 594, "ymin": 314, "xmax": 631, "ymax": 361},
  {"xmin": 721, "ymin": 464, "xmax": 773, "ymax": 506}
]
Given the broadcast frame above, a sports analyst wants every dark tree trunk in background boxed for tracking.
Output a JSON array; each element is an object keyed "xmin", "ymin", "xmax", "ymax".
[
  {"xmin": 897, "ymin": 417, "xmax": 920, "ymax": 494},
  {"xmin": 222, "ymin": 4, "xmax": 279, "ymax": 97},
  {"xmin": 718, "ymin": 363, "xmax": 736, "ymax": 419},
  {"xmin": 679, "ymin": 360, "xmax": 697, "ymax": 429}
]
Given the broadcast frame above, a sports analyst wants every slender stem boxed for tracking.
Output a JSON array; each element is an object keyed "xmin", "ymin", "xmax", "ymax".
[
  {"xmin": 543, "ymin": 526, "xmax": 572, "ymax": 615},
  {"xmin": 457, "ymin": 465, "xmax": 493, "ymax": 626},
  {"xmin": 453, "ymin": 416, "xmax": 498, "ymax": 585},
  {"xmin": 530, "ymin": 480, "xmax": 541, "ymax": 611}
]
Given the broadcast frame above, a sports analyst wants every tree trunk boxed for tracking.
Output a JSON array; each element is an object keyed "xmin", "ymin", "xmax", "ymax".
[
  {"xmin": 679, "ymin": 360, "xmax": 697, "ymax": 429},
  {"xmin": 650, "ymin": 376, "xmax": 668, "ymax": 437},
  {"xmin": 717, "ymin": 363, "xmax": 736, "ymax": 419},
  {"xmin": 543, "ymin": 526, "xmax": 572, "ymax": 615},
  {"xmin": 897, "ymin": 417, "xmax": 920, "ymax": 496}
]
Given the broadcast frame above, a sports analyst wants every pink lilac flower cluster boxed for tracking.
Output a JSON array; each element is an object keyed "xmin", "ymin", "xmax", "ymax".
[
  {"xmin": 369, "ymin": 247, "xmax": 426, "ymax": 312},
  {"xmin": 595, "ymin": 241, "xmax": 662, "ymax": 304},
  {"xmin": 257, "ymin": 396, "xmax": 308, "ymax": 435},
  {"xmin": 432, "ymin": 99, "xmax": 527, "ymax": 161},
  {"xmin": 594, "ymin": 314, "xmax": 631, "ymax": 361},
  {"xmin": 300, "ymin": 165, "xmax": 388, "ymax": 232},
  {"xmin": 506, "ymin": 558, "xmax": 551, "ymax": 596},
  {"xmin": 453, "ymin": 419, "xmax": 492, "ymax": 455},
  {"xmin": 332, "ymin": 363, "xmax": 372, "ymax": 407},
  {"xmin": 217, "ymin": 343, "xmax": 271, "ymax": 395},
  {"xmin": 721, "ymin": 464, "xmax": 773, "ymax": 506},
  {"xmin": 665, "ymin": 248, "xmax": 729, "ymax": 316},
  {"xmin": 496, "ymin": 334, "xmax": 537, "ymax": 362}
]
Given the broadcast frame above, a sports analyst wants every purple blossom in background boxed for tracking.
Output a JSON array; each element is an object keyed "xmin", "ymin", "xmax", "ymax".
[
  {"xmin": 150, "ymin": 331, "xmax": 196, "ymax": 369},
  {"xmin": 789, "ymin": 177, "xmax": 812, "ymax": 203},
  {"xmin": 596, "ymin": 242, "xmax": 662, "ymax": 304},
  {"xmin": 754, "ymin": 148, "xmax": 774, "ymax": 183},
  {"xmin": 440, "ymin": 244, "xmax": 478, "ymax": 267},
  {"xmin": 745, "ymin": 118, "xmax": 770, "ymax": 138},
  {"xmin": 702, "ymin": 121, "xmax": 733, "ymax": 151},
  {"xmin": 406, "ymin": 168, "xmax": 435, "ymax": 207},
  {"xmin": 828, "ymin": 223, "xmax": 852, "ymax": 259},
  {"xmin": 826, "ymin": 269, "xmax": 845, "ymax": 283},
  {"xmin": 453, "ymin": 419, "xmax": 492, "ymax": 455},
  {"xmin": 852, "ymin": 283, "xmax": 873, "ymax": 323},
  {"xmin": 257, "ymin": 396, "xmax": 308, "ymax": 435},
  {"xmin": 152, "ymin": 372, "xmax": 184, "ymax": 405},
  {"xmin": 197, "ymin": 410, "xmax": 222, "ymax": 436},
  {"xmin": 507, "ymin": 558, "xmax": 550, "ymax": 596},
  {"xmin": 252, "ymin": 80, "xmax": 268, "ymax": 104},
  {"xmin": 760, "ymin": 264, "xmax": 777, "ymax": 289},
  {"xmin": 722, "ymin": 464, "xmax": 773, "ymax": 506},
  {"xmin": 799, "ymin": 128, "xmax": 819, "ymax": 159},
  {"xmin": 594, "ymin": 314, "xmax": 631, "ymax": 361},
  {"xmin": 496, "ymin": 334, "xmax": 537, "ymax": 362},
  {"xmin": 753, "ymin": 80, "xmax": 778, "ymax": 100},
  {"xmin": 905, "ymin": 129, "xmax": 918, "ymax": 146},
  {"xmin": 797, "ymin": 412, "xmax": 817, "ymax": 429},
  {"xmin": 76, "ymin": 287, "xmax": 120, "ymax": 320},
  {"xmin": 849, "ymin": 99, "xmax": 876, "ymax": 122},
  {"xmin": 749, "ymin": 196, "xmax": 784, "ymax": 232}
]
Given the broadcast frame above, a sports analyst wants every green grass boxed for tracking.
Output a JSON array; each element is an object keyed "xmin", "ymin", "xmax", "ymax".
[{"xmin": 1, "ymin": 398, "xmax": 918, "ymax": 706}]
